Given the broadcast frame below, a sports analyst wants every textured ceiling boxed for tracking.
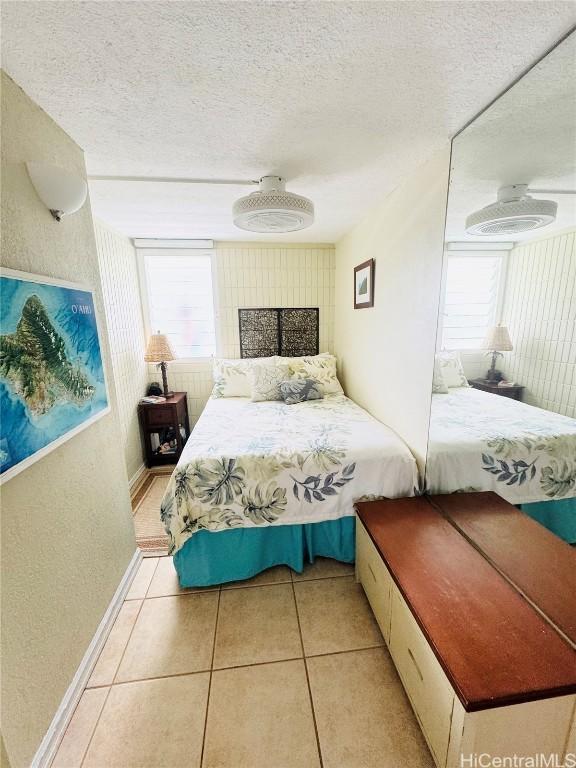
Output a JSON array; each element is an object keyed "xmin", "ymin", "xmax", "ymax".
[
  {"xmin": 446, "ymin": 33, "xmax": 576, "ymax": 242},
  {"xmin": 2, "ymin": 1, "xmax": 576, "ymax": 242}
]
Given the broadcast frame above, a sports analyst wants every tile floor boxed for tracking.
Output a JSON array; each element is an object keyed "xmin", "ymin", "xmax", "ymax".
[{"xmin": 53, "ymin": 557, "xmax": 434, "ymax": 768}]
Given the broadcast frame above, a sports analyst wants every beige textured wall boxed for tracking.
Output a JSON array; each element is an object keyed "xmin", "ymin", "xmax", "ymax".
[
  {"xmin": 1, "ymin": 735, "xmax": 11, "ymax": 768},
  {"xmin": 1, "ymin": 73, "xmax": 136, "ymax": 768},
  {"xmin": 501, "ymin": 228, "xmax": 576, "ymax": 417},
  {"xmin": 95, "ymin": 220, "xmax": 148, "ymax": 481},
  {"xmin": 334, "ymin": 147, "xmax": 450, "ymax": 471},
  {"xmin": 144, "ymin": 243, "xmax": 335, "ymax": 426}
]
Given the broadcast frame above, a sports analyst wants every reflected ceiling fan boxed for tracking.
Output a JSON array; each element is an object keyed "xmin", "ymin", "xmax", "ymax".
[
  {"xmin": 466, "ymin": 184, "xmax": 576, "ymax": 236},
  {"xmin": 88, "ymin": 174, "xmax": 314, "ymax": 234}
]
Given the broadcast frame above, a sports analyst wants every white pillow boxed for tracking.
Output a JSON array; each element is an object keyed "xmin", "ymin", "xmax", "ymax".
[
  {"xmin": 212, "ymin": 357, "xmax": 276, "ymax": 398},
  {"xmin": 285, "ymin": 353, "xmax": 344, "ymax": 395},
  {"xmin": 432, "ymin": 359, "xmax": 449, "ymax": 394},
  {"xmin": 281, "ymin": 352, "xmax": 331, "ymax": 367},
  {"xmin": 251, "ymin": 363, "xmax": 290, "ymax": 402},
  {"xmin": 435, "ymin": 352, "xmax": 469, "ymax": 388}
]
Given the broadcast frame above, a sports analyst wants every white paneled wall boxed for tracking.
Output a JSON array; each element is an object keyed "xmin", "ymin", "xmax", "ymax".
[
  {"xmin": 501, "ymin": 229, "xmax": 576, "ymax": 417},
  {"xmin": 148, "ymin": 243, "xmax": 336, "ymax": 426},
  {"xmin": 215, "ymin": 244, "xmax": 335, "ymax": 357},
  {"xmin": 95, "ymin": 220, "xmax": 149, "ymax": 481}
]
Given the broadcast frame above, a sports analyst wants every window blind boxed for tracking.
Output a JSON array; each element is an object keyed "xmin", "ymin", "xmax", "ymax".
[
  {"xmin": 143, "ymin": 252, "xmax": 216, "ymax": 358},
  {"xmin": 441, "ymin": 255, "xmax": 503, "ymax": 350}
]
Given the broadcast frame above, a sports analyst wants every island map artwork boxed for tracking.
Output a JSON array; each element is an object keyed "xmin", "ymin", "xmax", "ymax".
[{"xmin": 0, "ymin": 270, "xmax": 109, "ymax": 481}]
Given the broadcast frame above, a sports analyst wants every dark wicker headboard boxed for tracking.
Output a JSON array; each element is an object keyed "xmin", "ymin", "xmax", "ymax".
[{"xmin": 238, "ymin": 308, "xmax": 319, "ymax": 358}]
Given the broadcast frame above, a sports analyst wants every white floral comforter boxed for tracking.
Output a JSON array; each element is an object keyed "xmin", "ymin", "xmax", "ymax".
[
  {"xmin": 161, "ymin": 395, "xmax": 418, "ymax": 555},
  {"xmin": 427, "ymin": 388, "xmax": 576, "ymax": 504}
]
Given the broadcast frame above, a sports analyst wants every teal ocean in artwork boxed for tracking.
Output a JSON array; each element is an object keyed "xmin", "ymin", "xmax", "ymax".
[{"xmin": 0, "ymin": 275, "xmax": 108, "ymax": 475}]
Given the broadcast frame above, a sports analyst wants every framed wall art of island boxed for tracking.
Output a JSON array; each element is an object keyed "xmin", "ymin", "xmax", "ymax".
[
  {"xmin": 354, "ymin": 258, "xmax": 375, "ymax": 309},
  {"xmin": 0, "ymin": 268, "xmax": 110, "ymax": 482}
]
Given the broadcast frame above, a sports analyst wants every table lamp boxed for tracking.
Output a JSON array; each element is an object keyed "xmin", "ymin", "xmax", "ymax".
[
  {"xmin": 144, "ymin": 331, "xmax": 175, "ymax": 397},
  {"xmin": 482, "ymin": 324, "xmax": 513, "ymax": 382}
]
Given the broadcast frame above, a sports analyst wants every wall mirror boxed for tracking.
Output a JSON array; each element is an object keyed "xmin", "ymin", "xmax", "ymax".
[{"xmin": 425, "ymin": 32, "xmax": 576, "ymax": 543}]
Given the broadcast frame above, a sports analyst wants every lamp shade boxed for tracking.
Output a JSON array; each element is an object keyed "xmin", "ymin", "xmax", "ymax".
[
  {"xmin": 144, "ymin": 332, "xmax": 175, "ymax": 362},
  {"xmin": 482, "ymin": 325, "xmax": 513, "ymax": 352}
]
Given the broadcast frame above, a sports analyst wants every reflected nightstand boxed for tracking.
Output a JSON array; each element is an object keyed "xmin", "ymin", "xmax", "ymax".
[{"xmin": 469, "ymin": 379, "xmax": 524, "ymax": 401}]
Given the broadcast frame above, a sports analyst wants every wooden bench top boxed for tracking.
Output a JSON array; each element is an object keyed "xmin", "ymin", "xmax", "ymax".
[
  {"xmin": 355, "ymin": 496, "xmax": 576, "ymax": 712},
  {"xmin": 432, "ymin": 492, "xmax": 576, "ymax": 646}
]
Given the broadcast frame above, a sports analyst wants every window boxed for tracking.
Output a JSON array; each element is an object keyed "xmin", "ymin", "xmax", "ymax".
[
  {"xmin": 141, "ymin": 250, "xmax": 217, "ymax": 358},
  {"xmin": 440, "ymin": 254, "xmax": 505, "ymax": 351}
]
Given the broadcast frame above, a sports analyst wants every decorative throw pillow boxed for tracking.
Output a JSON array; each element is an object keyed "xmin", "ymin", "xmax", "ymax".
[
  {"xmin": 285, "ymin": 354, "xmax": 343, "ymax": 395},
  {"xmin": 435, "ymin": 352, "xmax": 469, "ymax": 388},
  {"xmin": 280, "ymin": 378, "xmax": 324, "ymax": 405},
  {"xmin": 212, "ymin": 357, "xmax": 276, "ymax": 398},
  {"xmin": 251, "ymin": 363, "xmax": 290, "ymax": 402},
  {"xmin": 432, "ymin": 358, "xmax": 449, "ymax": 394},
  {"xmin": 281, "ymin": 352, "xmax": 331, "ymax": 368}
]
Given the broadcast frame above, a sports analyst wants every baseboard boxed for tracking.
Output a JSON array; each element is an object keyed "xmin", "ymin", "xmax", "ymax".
[
  {"xmin": 129, "ymin": 463, "xmax": 147, "ymax": 493},
  {"xmin": 31, "ymin": 548, "xmax": 143, "ymax": 768}
]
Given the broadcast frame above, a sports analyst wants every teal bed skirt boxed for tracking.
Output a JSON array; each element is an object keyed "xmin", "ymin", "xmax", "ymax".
[
  {"xmin": 173, "ymin": 516, "xmax": 356, "ymax": 587},
  {"xmin": 521, "ymin": 498, "xmax": 576, "ymax": 544}
]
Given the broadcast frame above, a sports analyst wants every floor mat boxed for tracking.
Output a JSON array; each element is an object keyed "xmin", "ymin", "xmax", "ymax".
[{"xmin": 132, "ymin": 473, "xmax": 172, "ymax": 554}]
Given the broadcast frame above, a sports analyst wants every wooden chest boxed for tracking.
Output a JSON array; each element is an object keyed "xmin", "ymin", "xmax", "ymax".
[{"xmin": 355, "ymin": 493, "xmax": 576, "ymax": 767}]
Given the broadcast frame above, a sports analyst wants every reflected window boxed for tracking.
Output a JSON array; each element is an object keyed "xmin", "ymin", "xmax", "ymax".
[{"xmin": 440, "ymin": 254, "xmax": 505, "ymax": 351}]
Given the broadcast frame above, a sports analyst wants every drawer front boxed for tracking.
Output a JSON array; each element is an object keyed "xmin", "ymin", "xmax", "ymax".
[
  {"xmin": 389, "ymin": 588, "xmax": 454, "ymax": 767},
  {"xmin": 145, "ymin": 406, "xmax": 174, "ymax": 426},
  {"xmin": 497, "ymin": 389, "xmax": 517, "ymax": 399},
  {"xmin": 356, "ymin": 518, "xmax": 392, "ymax": 643},
  {"xmin": 456, "ymin": 694, "xmax": 575, "ymax": 766}
]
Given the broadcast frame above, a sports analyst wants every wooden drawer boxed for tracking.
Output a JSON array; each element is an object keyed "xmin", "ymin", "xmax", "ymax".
[
  {"xmin": 144, "ymin": 406, "xmax": 175, "ymax": 427},
  {"xmin": 356, "ymin": 518, "xmax": 392, "ymax": 643},
  {"xmin": 446, "ymin": 694, "xmax": 576, "ymax": 768},
  {"xmin": 389, "ymin": 588, "xmax": 454, "ymax": 767},
  {"xmin": 494, "ymin": 388, "xmax": 518, "ymax": 399}
]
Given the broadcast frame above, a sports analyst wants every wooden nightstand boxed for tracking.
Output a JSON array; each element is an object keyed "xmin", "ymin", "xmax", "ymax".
[
  {"xmin": 138, "ymin": 392, "xmax": 191, "ymax": 468},
  {"xmin": 469, "ymin": 379, "xmax": 524, "ymax": 401}
]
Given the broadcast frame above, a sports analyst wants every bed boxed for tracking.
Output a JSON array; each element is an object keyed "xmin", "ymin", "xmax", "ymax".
[
  {"xmin": 427, "ymin": 387, "xmax": 576, "ymax": 541},
  {"xmin": 160, "ymin": 394, "xmax": 418, "ymax": 586}
]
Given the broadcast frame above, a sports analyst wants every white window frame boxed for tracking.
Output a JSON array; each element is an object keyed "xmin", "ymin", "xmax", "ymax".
[
  {"xmin": 136, "ymin": 247, "xmax": 221, "ymax": 363},
  {"xmin": 436, "ymin": 250, "xmax": 508, "ymax": 353}
]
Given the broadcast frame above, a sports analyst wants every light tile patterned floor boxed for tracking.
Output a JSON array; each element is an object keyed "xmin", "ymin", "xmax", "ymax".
[{"xmin": 53, "ymin": 557, "xmax": 434, "ymax": 768}]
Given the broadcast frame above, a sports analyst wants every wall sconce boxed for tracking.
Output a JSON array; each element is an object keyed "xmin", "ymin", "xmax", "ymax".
[{"xmin": 26, "ymin": 162, "xmax": 88, "ymax": 222}]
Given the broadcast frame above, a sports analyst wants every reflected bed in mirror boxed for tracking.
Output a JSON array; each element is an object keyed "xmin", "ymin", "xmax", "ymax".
[{"xmin": 426, "ymin": 32, "xmax": 576, "ymax": 543}]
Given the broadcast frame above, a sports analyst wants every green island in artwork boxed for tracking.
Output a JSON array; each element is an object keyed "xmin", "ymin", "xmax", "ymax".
[{"xmin": 0, "ymin": 294, "xmax": 94, "ymax": 416}]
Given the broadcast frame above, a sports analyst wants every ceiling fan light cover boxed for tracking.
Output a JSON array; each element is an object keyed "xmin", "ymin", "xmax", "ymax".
[
  {"xmin": 233, "ymin": 176, "xmax": 314, "ymax": 233},
  {"xmin": 466, "ymin": 185, "xmax": 557, "ymax": 236}
]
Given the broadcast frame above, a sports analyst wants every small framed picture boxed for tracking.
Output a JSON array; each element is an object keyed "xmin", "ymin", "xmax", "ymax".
[{"xmin": 354, "ymin": 258, "xmax": 375, "ymax": 309}]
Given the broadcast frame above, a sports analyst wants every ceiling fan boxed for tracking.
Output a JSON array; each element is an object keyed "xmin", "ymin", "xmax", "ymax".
[
  {"xmin": 88, "ymin": 174, "xmax": 314, "ymax": 233},
  {"xmin": 466, "ymin": 184, "xmax": 575, "ymax": 235}
]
